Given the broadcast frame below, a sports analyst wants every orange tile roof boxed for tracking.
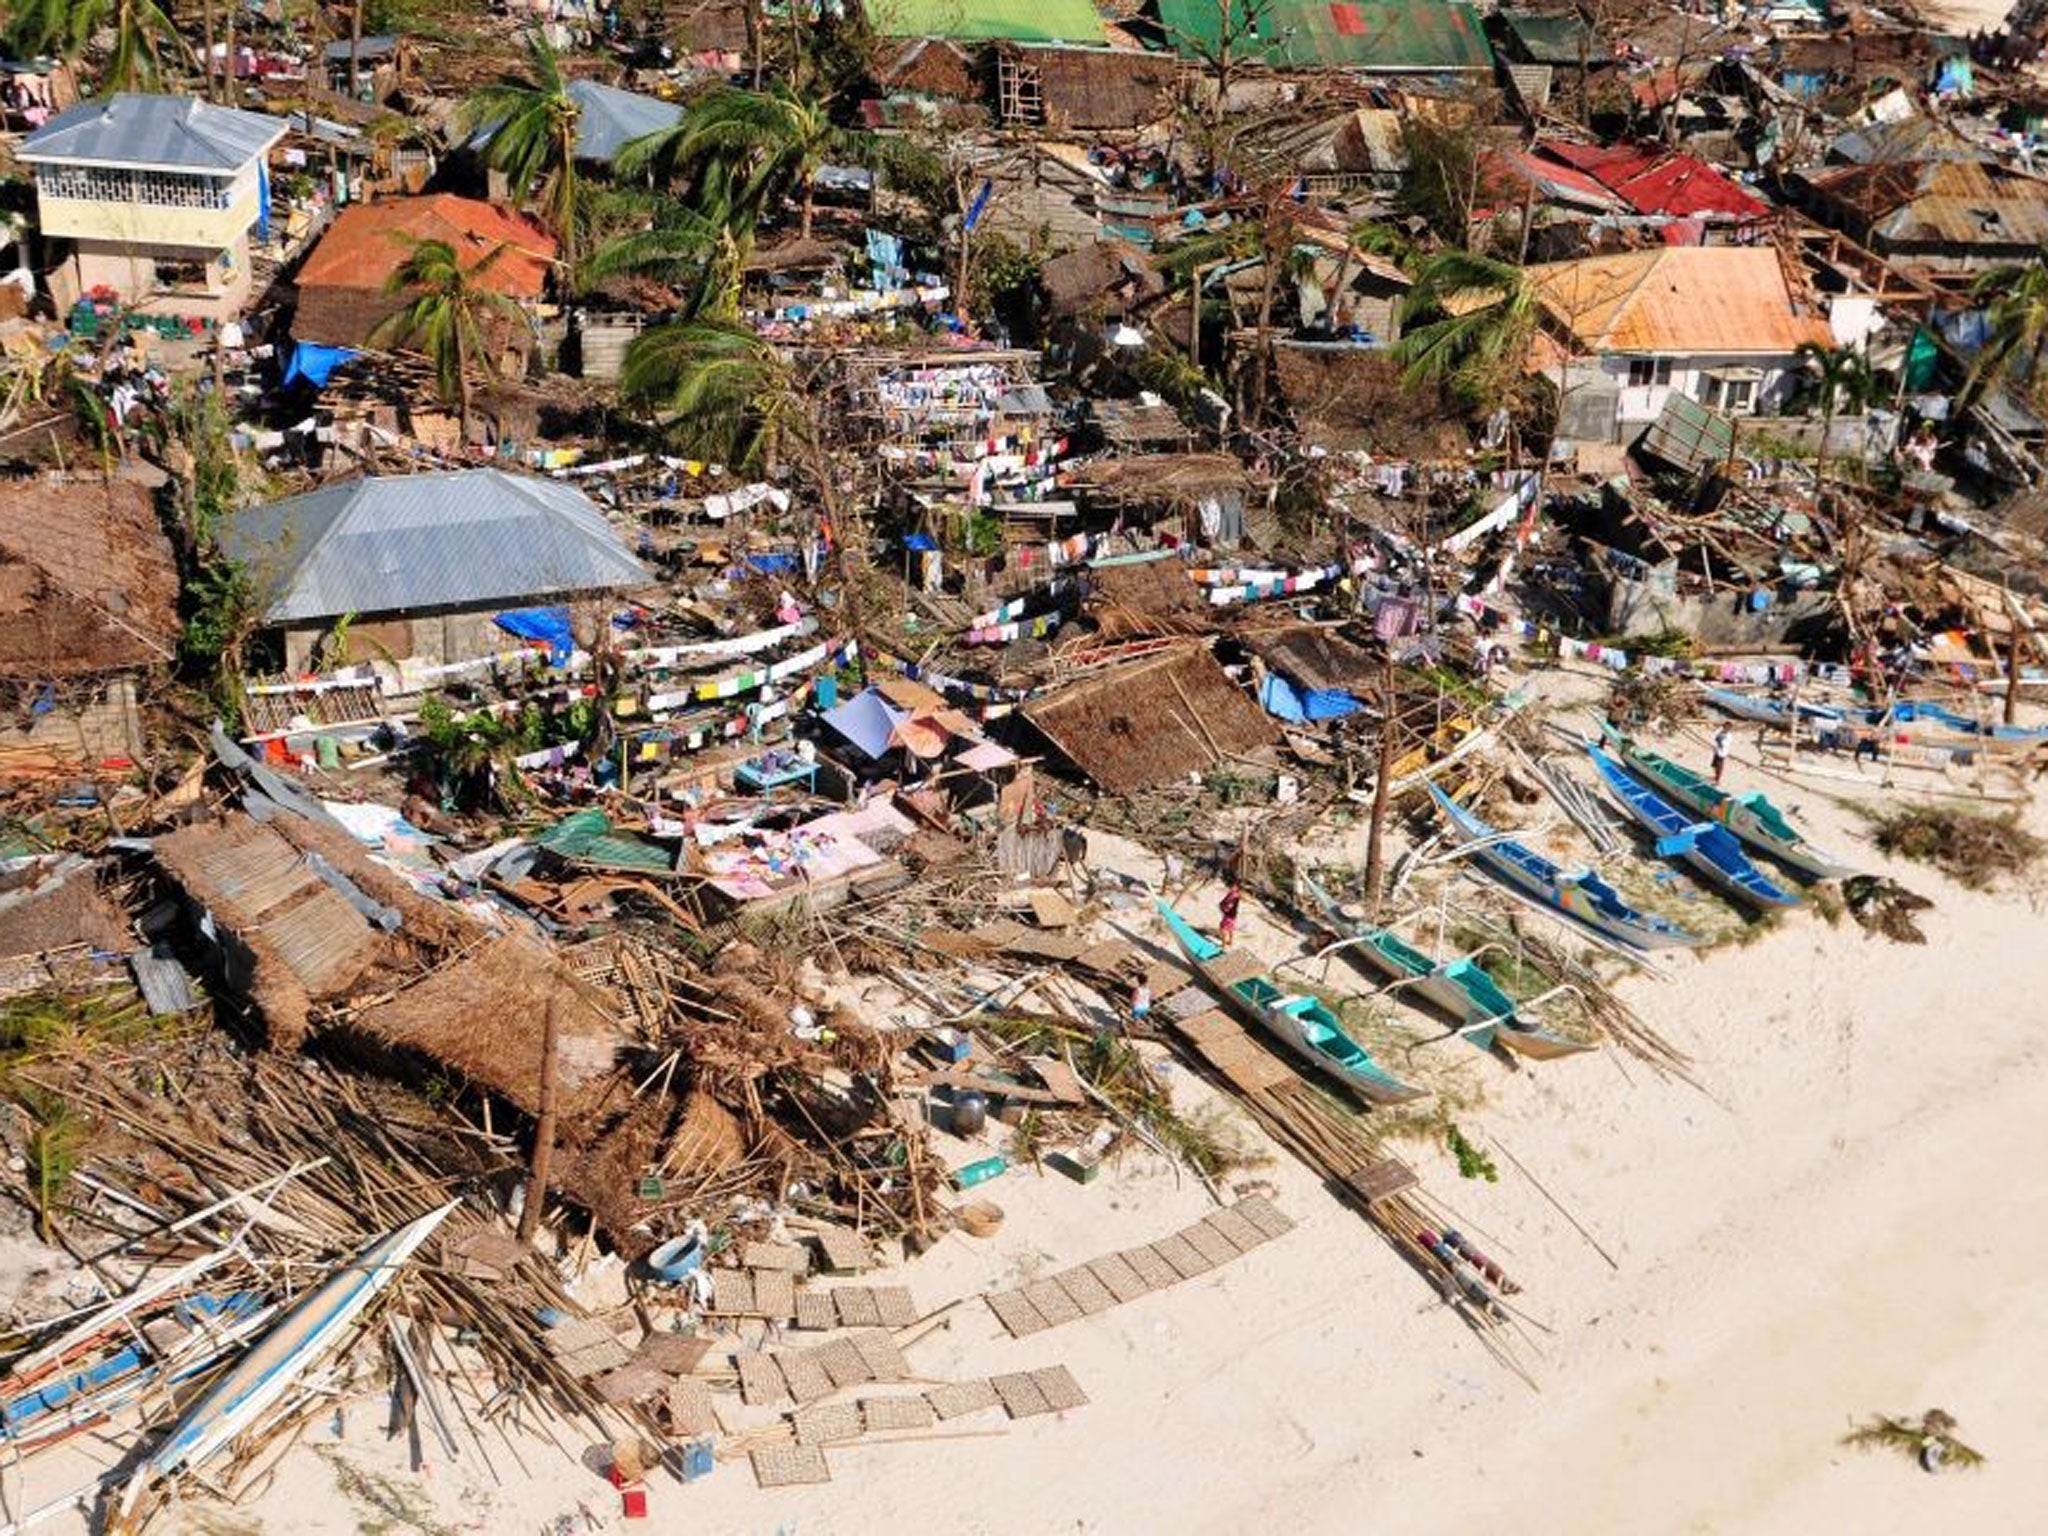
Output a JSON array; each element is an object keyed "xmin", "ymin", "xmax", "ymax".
[
  {"xmin": 296, "ymin": 194, "xmax": 557, "ymax": 298},
  {"xmin": 1526, "ymin": 246, "xmax": 1831, "ymax": 356}
]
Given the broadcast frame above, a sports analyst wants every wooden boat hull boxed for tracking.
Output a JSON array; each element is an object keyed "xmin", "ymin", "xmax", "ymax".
[
  {"xmin": 1603, "ymin": 725, "xmax": 1854, "ymax": 880},
  {"xmin": 1301, "ymin": 880, "xmax": 1591, "ymax": 1060},
  {"xmin": 133, "ymin": 1203, "xmax": 456, "ymax": 1491},
  {"xmin": 1155, "ymin": 900, "xmax": 1426, "ymax": 1105},
  {"xmin": 1427, "ymin": 787, "xmax": 1699, "ymax": 951},
  {"xmin": 1585, "ymin": 744, "xmax": 1799, "ymax": 910}
]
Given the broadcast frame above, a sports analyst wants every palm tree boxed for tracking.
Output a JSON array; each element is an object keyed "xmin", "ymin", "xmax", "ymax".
[
  {"xmin": 1392, "ymin": 249, "xmax": 1538, "ymax": 415},
  {"xmin": 6, "ymin": 0, "xmax": 189, "ymax": 90},
  {"xmin": 618, "ymin": 320, "xmax": 791, "ymax": 472},
  {"xmin": 457, "ymin": 37, "xmax": 582, "ymax": 285},
  {"xmin": 1962, "ymin": 244, "xmax": 2048, "ymax": 409},
  {"xmin": 367, "ymin": 237, "xmax": 522, "ymax": 448},
  {"xmin": 1796, "ymin": 341, "xmax": 1875, "ymax": 464}
]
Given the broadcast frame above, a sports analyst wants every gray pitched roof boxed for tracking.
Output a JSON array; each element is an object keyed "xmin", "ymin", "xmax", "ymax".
[
  {"xmin": 18, "ymin": 94, "xmax": 286, "ymax": 173},
  {"xmin": 323, "ymin": 34, "xmax": 401, "ymax": 60},
  {"xmin": 223, "ymin": 469, "xmax": 653, "ymax": 624},
  {"xmin": 565, "ymin": 79, "xmax": 682, "ymax": 164}
]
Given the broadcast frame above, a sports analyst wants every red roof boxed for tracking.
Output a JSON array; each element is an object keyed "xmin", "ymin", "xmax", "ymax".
[
  {"xmin": 296, "ymin": 194, "xmax": 558, "ymax": 298},
  {"xmin": 1537, "ymin": 140, "xmax": 1770, "ymax": 222}
]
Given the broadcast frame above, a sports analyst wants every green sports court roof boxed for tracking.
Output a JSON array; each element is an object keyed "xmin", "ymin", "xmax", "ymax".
[
  {"xmin": 866, "ymin": 0, "xmax": 1109, "ymax": 42},
  {"xmin": 1157, "ymin": 0, "xmax": 1493, "ymax": 71}
]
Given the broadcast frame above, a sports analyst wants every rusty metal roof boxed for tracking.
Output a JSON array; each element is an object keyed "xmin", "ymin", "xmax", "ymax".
[{"xmin": 1529, "ymin": 247, "xmax": 1831, "ymax": 356}]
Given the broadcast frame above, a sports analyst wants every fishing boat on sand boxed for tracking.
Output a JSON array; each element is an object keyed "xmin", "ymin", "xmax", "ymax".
[
  {"xmin": 119, "ymin": 1202, "xmax": 456, "ymax": 1516},
  {"xmin": 1154, "ymin": 898, "xmax": 1427, "ymax": 1104},
  {"xmin": 1300, "ymin": 878, "xmax": 1593, "ymax": 1061},
  {"xmin": 1702, "ymin": 688, "xmax": 1844, "ymax": 730},
  {"xmin": 1426, "ymin": 785, "xmax": 1700, "ymax": 951},
  {"xmin": 1597, "ymin": 721, "xmax": 1853, "ymax": 880},
  {"xmin": 1584, "ymin": 742, "xmax": 1800, "ymax": 910}
]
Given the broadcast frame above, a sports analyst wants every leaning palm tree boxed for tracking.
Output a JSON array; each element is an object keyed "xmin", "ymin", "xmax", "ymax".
[
  {"xmin": 1392, "ymin": 249, "xmax": 1538, "ymax": 416},
  {"xmin": 456, "ymin": 36, "xmax": 582, "ymax": 285},
  {"xmin": 1796, "ymin": 340, "xmax": 1875, "ymax": 466},
  {"xmin": 618, "ymin": 320, "xmax": 791, "ymax": 472},
  {"xmin": 6, "ymin": 0, "xmax": 190, "ymax": 90},
  {"xmin": 367, "ymin": 237, "xmax": 522, "ymax": 448},
  {"xmin": 1961, "ymin": 243, "xmax": 2048, "ymax": 410}
]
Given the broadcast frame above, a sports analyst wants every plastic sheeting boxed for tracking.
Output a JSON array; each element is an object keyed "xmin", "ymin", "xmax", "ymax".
[
  {"xmin": 280, "ymin": 341, "xmax": 359, "ymax": 390},
  {"xmin": 494, "ymin": 606, "xmax": 576, "ymax": 665},
  {"xmin": 1259, "ymin": 673, "xmax": 1360, "ymax": 723}
]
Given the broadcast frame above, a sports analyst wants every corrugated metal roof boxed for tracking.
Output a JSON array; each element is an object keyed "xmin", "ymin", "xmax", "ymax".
[
  {"xmin": 322, "ymin": 34, "xmax": 401, "ymax": 60},
  {"xmin": 1539, "ymin": 140, "xmax": 1770, "ymax": 220},
  {"xmin": 295, "ymin": 195, "xmax": 556, "ymax": 298},
  {"xmin": 1529, "ymin": 247, "xmax": 1831, "ymax": 357},
  {"xmin": 224, "ymin": 469, "xmax": 653, "ymax": 624},
  {"xmin": 1498, "ymin": 8, "xmax": 1592, "ymax": 65},
  {"xmin": 869, "ymin": 0, "xmax": 1106, "ymax": 42},
  {"xmin": 1638, "ymin": 392, "xmax": 1734, "ymax": 472},
  {"xmin": 564, "ymin": 80, "xmax": 683, "ymax": 163},
  {"xmin": 19, "ymin": 93, "xmax": 285, "ymax": 172},
  {"xmin": 1158, "ymin": 0, "xmax": 1492, "ymax": 71}
]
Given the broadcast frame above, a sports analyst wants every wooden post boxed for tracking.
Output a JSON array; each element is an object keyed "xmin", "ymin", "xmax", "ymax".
[
  {"xmin": 518, "ymin": 992, "xmax": 561, "ymax": 1244},
  {"xmin": 1363, "ymin": 650, "xmax": 1397, "ymax": 921},
  {"xmin": 2006, "ymin": 620, "xmax": 2024, "ymax": 727}
]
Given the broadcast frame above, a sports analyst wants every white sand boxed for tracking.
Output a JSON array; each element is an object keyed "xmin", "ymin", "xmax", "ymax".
[{"xmin": 16, "ymin": 729, "xmax": 2045, "ymax": 1535}]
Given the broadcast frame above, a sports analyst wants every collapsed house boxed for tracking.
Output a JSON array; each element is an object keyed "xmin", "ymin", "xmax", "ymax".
[{"xmin": 0, "ymin": 476, "xmax": 180, "ymax": 776}]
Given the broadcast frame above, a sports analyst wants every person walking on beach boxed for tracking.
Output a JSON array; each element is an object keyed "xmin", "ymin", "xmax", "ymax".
[
  {"xmin": 1711, "ymin": 724, "xmax": 1732, "ymax": 784},
  {"xmin": 1218, "ymin": 882, "xmax": 1242, "ymax": 948}
]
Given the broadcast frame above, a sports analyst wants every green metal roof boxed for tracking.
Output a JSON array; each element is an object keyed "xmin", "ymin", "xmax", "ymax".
[
  {"xmin": 535, "ymin": 809, "xmax": 680, "ymax": 875},
  {"xmin": 1158, "ymin": 0, "xmax": 1492, "ymax": 70},
  {"xmin": 1497, "ymin": 8, "xmax": 1593, "ymax": 66},
  {"xmin": 866, "ymin": 0, "xmax": 1108, "ymax": 42}
]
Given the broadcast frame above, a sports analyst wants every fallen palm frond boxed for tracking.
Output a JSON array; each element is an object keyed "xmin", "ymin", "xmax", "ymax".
[
  {"xmin": 1842, "ymin": 874, "xmax": 1934, "ymax": 944},
  {"xmin": 1843, "ymin": 1410, "xmax": 1986, "ymax": 1472},
  {"xmin": 1871, "ymin": 806, "xmax": 2043, "ymax": 890}
]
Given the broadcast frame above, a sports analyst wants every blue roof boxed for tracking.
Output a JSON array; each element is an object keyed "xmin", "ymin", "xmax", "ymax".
[
  {"xmin": 565, "ymin": 79, "xmax": 683, "ymax": 164},
  {"xmin": 223, "ymin": 469, "xmax": 653, "ymax": 624},
  {"xmin": 19, "ymin": 94, "xmax": 286, "ymax": 173}
]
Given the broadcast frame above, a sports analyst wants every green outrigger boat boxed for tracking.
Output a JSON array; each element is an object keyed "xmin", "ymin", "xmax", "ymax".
[
  {"xmin": 1154, "ymin": 898, "xmax": 1427, "ymax": 1105},
  {"xmin": 1598, "ymin": 720, "xmax": 1854, "ymax": 880},
  {"xmin": 1301, "ymin": 879, "xmax": 1593, "ymax": 1062}
]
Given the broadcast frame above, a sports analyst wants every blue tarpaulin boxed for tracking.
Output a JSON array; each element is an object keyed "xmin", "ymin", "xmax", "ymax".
[
  {"xmin": 821, "ymin": 687, "xmax": 909, "ymax": 759},
  {"xmin": 281, "ymin": 341, "xmax": 360, "ymax": 390},
  {"xmin": 495, "ymin": 606, "xmax": 576, "ymax": 665},
  {"xmin": 903, "ymin": 532, "xmax": 938, "ymax": 552},
  {"xmin": 1260, "ymin": 673, "xmax": 1360, "ymax": 723}
]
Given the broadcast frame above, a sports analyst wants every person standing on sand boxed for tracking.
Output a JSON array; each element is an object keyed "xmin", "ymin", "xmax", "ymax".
[
  {"xmin": 1711, "ymin": 724, "xmax": 1732, "ymax": 784},
  {"xmin": 1218, "ymin": 883, "xmax": 1242, "ymax": 948}
]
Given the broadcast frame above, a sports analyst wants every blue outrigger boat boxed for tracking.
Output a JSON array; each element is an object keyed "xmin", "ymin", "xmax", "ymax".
[
  {"xmin": 1155, "ymin": 898, "xmax": 1426, "ymax": 1105},
  {"xmin": 1300, "ymin": 878, "xmax": 1593, "ymax": 1061},
  {"xmin": 1427, "ymin": 786, "xmax": 1700, "ymax": 951},
  {"xmin": 1584, "ymin": 743, "xmax": 1799, "ymax": 910},
  {"xmin": 1597, "ymin": 721, "xmax": 1853, "ymax": 880},
  {"xmin": 1702, "ymin": 688, "xmax": 1845, "ymax": 730}
]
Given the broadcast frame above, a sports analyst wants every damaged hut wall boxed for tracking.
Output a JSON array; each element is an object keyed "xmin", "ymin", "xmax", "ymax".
[
  {"xmin": 1598, "ymin": 557, "xmax": 1836, "ymax": 646},
  {"xmin": 0, "ymin": 677, "xmax": 150, "ymax": 772}
]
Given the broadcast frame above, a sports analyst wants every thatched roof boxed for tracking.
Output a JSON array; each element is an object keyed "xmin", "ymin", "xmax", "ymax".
[
  {"xmin": 1246, "ymin": 623, "xmax": 1380, "ymax": 693},
  {"xmin": 1065, "ymin": 453, "xmax": 1252, "ymax": 508},
  {"xmin": 1082, "ymin": 559, "xmax": 1208, "ymax": 640},
  {"xmin": 1023, "ymin": 643, "xmax": 1278, "ymax": 793},
  {"xmin": 0, "ymin": 477, "xmax": 179, "ymax": 678}
]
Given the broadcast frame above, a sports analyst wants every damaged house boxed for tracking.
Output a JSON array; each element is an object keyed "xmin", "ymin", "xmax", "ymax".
[
  {"xmin": 1023, "ymin": 642, "xmax": 1278, "ymax": 793},
  {"xmin": 1529, "ymin": 246, "xmax": 1833, "ymax": 444},
  {"xmin": 222, "ymin": 468, "xmax": 654, "ymax": 671},
  {"xmin": 0, "ymin": 476, "xmax": 179, "ymax": 776}
]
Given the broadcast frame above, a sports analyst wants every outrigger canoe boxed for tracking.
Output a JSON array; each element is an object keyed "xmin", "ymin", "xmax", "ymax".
[
  {"xmin": 1300, "ymin": 878, "xmax": 1592, "ymax": 1061},
  {"xmin": 1598, "ymin": 721, "xmax": 1853, "ymax": 880},
  {"xmin": 1584, "ymin": 743, "xmax": 1800, "ymax": 910},
  {"xmin": 1427, "ymin": 785, "xmax": 1700, "ymax": 951},
  {"xmin": 120, "ymin": 1202, "xmax": 456, "ymax": 1512},
  {"xmin": 1154, "ymin": 898, "xmax": 1426, "ymax": 1105}
]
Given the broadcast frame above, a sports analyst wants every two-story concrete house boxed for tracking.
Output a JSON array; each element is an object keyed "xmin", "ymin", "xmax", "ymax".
[
  {"xmin": 1528, "ymin": 246, "xmax": 1834, "ymax": 443},
  {"xmin": 17, "ymin": 93, "xmax": 287, "ymax": 319}
]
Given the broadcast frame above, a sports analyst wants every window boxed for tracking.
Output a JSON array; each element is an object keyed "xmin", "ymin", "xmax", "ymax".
[
  {"xmin": 1626, "ymin": 358, "xmax": 1672, "ymax": 389},
  {"xmin": 37, "ymin": 165, "xmax": 232, "ymax": 210},
  {"xmin": 1718, "ymin": 378, "xmax": 1755, "ymax": 413},
  {"xmin": 153, "ymin": 256, "xmax": 211, "ymax": 293}
]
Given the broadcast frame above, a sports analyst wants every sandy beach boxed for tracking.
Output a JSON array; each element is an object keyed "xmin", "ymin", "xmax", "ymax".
[{"xmin": 76, "ymin": 716, "xmax": 2032, "ymax": 1536}]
